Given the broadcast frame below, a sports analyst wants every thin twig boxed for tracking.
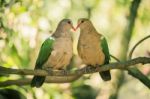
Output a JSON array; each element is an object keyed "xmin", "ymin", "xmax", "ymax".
[
  {"xmin": 110, "ymin": 54, "xmax": 120, "ymax": 62},
  {"xmin": 129, "ymin": 35, "xmax": 150, "ymax": 59}
]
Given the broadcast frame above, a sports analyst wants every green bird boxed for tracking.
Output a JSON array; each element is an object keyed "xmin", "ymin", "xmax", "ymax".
[
  {"xmin": 31, "ymin": 19, "xmax": 75, "ymax": 87},
  {"xmin": 75, "ymin": 18, "xmax": 111, "ymax": 81}
]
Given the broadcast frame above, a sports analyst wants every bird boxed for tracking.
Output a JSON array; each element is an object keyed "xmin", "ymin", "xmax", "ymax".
[
  {"xmin": 75, "ymin": 18, "xmax": 111, "ymax": 81},
  {"xmin": 31, "ymin": 19, "xmax": 75, "ymax": 87}
]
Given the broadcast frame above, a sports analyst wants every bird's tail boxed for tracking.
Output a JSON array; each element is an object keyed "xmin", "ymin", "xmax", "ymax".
[
  {"xmin": 31, "ymin": 76, "xmax": 45, "ymax": 88},
  {"xmin": 99, "ymin": 70, "xmax": 111, "ymax": 81}
]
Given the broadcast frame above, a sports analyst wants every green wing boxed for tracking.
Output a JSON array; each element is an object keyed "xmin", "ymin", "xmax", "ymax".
[
  {"xmin": 99, "ymin": 36, "xmax": 111, "ymax": 81},
  {"xmin": 101, "ymin": 36, "xmax": 110, "ymax": 64},
  {"xmin": 35, "ymin": 38, "xmax": 54, "ymax": 69},
  {"xmin": 31, "ymin": 37, "xmax": 54, "ymax": 87}
]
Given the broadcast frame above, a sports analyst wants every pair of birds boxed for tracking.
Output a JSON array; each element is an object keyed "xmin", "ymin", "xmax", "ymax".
[{"xmin": 31, "ymin": 18, "xmax": 111, "ymax": 88}]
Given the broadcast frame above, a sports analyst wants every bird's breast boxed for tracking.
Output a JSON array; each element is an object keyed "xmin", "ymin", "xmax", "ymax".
[
  {"xmin": 43, "ymin": 37, "xmax": 73, "ymax": 69},
  {"xmin": 78, "ymin": 35, "xmax": 105, "ymax": 65}
]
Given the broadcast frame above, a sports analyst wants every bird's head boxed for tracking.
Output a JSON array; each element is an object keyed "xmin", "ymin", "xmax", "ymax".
[
  {"xmin": 75, "ymin": 18, "xmax": 92, "ymax": 30},
  {"xmin": 58, "ymin": 19, "xmax": 75, "ymax": 31}
]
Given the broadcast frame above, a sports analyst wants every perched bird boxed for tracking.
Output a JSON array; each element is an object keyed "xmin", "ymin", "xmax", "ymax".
[
  {"xmin": 76, "ymin": 18, "xmax": 111, "ymax": 81},
  {"xmin": 31, "ymin": 19, "xmax": 75, "ymax": 87}
]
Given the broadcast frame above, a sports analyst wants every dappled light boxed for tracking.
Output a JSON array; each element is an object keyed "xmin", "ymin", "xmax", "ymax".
[{"xmin": 0, "ymin": 0, "xmax": 150, "ymax": 99}]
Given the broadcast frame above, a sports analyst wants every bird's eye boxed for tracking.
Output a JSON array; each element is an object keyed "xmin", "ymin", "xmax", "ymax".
[
  {"xmin": 68, "ymin": 21, "xmax": 71, "ymax": 24},
  {"xmin": 81, "ymin": 20, "xmax": 84, "ymax": 23}
]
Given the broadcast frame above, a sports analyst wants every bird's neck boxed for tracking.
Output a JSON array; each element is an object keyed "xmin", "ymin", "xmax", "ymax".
[
  {"xmin": 52, "ymin": 29, "xmax": 71, "ymax": 39},
  {"xmin": 80, "ymin": 25, "xmax": 97, "ymax": 36}
]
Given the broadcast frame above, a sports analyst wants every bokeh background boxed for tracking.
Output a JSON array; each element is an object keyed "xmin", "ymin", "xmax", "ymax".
[{"xmin": 0, "ymin": 0, "xmax": 150, "ymax": 99}]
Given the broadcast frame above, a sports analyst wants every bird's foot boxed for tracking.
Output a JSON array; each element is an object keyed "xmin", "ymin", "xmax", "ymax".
[
  {"xmin": 95, "ymin": 64, "xmax": 100, "ymax": 71},
  {"xmin": 95, "ymin": 64, "xmax": 100, "ymax": 67},
  {"xmin": 44, "ymin": 67, "xmax": 53, "ymax": 75},
  {"xmin": 85, "ymin": 65, "xmax": 93, "ymax": 72},
  {"xmin": 58, "ymin": 68, "xmax": 67, "ymax": 75},
  {"xmin": 87, "ymin": 65, "xmax": 92, "ymax": 69},
  {"xmin": 87, "ymin": 65, "xmax": 98, "ymax": 71}
]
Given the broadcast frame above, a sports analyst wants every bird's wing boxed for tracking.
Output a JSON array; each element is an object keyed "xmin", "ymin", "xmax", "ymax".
[
  {"xmin": 99, "ymin": 36, "xmax": 111, "ymax": 81},
  {"xmin": 31, "ymin": 37, "xmax": 54, "ymax": 87},
  {"xmin": 35, "ymin": 37, "xmax": 55, "ymax": 69},
  {"xmin": 100, "ymin": 36, "xmax": 110, "ymax": 64}
]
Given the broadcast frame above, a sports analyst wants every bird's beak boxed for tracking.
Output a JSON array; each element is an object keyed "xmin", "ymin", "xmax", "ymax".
[
  {"xmin": 71, "ymin": 25, "xmax": 76, "ymax": 31},
  {"xmin": 75, "ymin": 22, "xmax": 81, "ymax": 31}
]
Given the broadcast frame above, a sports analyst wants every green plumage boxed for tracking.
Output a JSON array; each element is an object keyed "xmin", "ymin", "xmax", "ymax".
[
  {"xmin": 31, "ymin": 38, "xmax": 54, "ymax": 87},
  {"xmin": 101, "ymin": 37, "xmax": 110, "ymax": 64},
  {"xmin": 99, "ymin": 36, "xmax": 111, "ymax": 81}
]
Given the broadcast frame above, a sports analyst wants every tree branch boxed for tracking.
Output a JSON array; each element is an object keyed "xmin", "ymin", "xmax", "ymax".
[
  {"xmin": 0, "ymin": 57, "xmax": 150, "ymax": 87},
  {"xmin": 110, "ymin": 55, "xmax": 150, "ymax": 89},
  {"xmin": 127, "ymin": 68, "xmax": 150, "ymax": 88},
  {"xmin": 128, "ymin": 35, "xmax": 150, "ymax": 59},
  {"xmin": 0, "ymin": 57, "xmax": 149, "ymax": 76},
  {"xmin": 0, "ymin": 75, "xmax": 82, "ymax": 87}
]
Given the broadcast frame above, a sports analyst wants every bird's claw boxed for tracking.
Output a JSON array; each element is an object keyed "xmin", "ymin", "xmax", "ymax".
[
  {"xmin": 44, "ymin": 67, "xmax": 53, "ymax": 75},
  {"xmin": 95, "ymin": 64, "xmax": 99, "ymax": 67},
  {"xmin": 58, "ymin": 69, "xmax": 67, "ymax": 75},
  {"xmin": 86, "ymin": 65, "xmax": 93, "ymax": 72},
  {"xmin": 87, "ymin": 65, "xmax": 92, "ymax": 69},
  {"xmin": 86, "ymin": 65, "xmax": 98, "ymax": 71},
  {"xmin": 62, "ymin": 69, "xmax": 67, "ymax": 75}
]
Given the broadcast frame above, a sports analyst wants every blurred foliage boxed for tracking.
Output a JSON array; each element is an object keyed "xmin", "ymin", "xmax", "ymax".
[
  {"xmin": 0, "ymin": 88, "xmax": 26, "ymax": 99},
  {"xmin": 72, "ymin": 84, "xmax": 98, "ymax": 99},
  {"xmin": 0, "ymin": 0, "xmax": 150, "ymax": 99}
]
